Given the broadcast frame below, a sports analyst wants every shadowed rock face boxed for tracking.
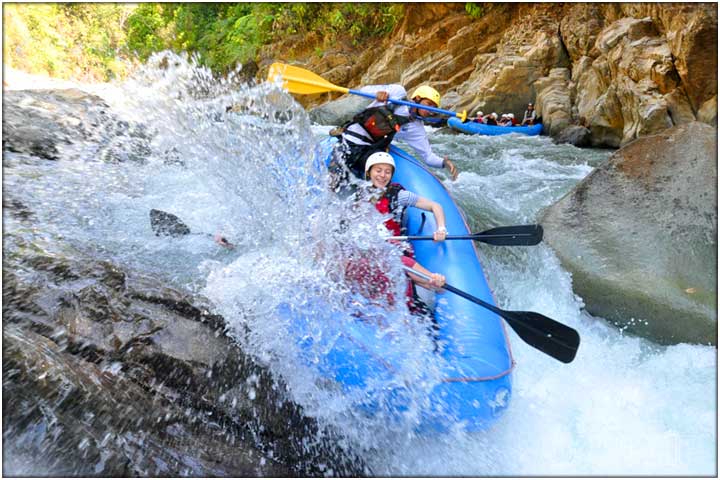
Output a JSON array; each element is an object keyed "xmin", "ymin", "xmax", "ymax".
[
  {"xmin": 2, "ymin": 89, "xmax": 153, "ymax": 164},
  {"xmin": 2, "ymin": 89, "xmax": 367, "ymax": 477},
  {"xmin": 2, "ymin": 234, "xmax": 365, "ymax": 477},
  {"xmin": 541, "ymin": 122, "xmax": 717, "ymax": 345}
]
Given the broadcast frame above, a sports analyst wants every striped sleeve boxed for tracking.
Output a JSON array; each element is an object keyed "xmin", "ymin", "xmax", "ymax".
[{"xmin": 397, "ymin": 189, "xmax": 419, "ymax": 207}]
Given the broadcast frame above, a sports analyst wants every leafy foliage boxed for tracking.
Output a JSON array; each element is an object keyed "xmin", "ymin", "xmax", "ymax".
[
  {"xmin": 4, "ymin": 3, "xmax": 135, "ymax": 81},
  {"xmin": 260, "ymin": 3, "xmax": 402, "ymax": 44},
  {"xmin": 125, "ymin": 3, "xmax": 403, "ymax": 71},
  {"xmin": 465, "ymin": 3, "xmax": 487, "ymax": 19},
  {"xmin": 5, "ymin": 3, "xmax": 404, "ymax": 81}
]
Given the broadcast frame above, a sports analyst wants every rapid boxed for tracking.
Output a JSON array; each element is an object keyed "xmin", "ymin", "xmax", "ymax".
[{"xmin": 4, "ymin": 55, "xmax": 716, "ymax": 476}]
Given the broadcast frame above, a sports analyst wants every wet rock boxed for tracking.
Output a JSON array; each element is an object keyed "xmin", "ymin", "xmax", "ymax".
[
  {"xmin": 2, "ymin": 233, "xmax": 366, "ymax": 476},
  {"xmin": 541, "ymin": 122, "xmax": 717, "ymax": 345},
  {"xmin": 2, "ymin": 196, "xmax": 35, "ymax": 220},
  {"xmin": 3, "ymin": 325, "xmax": 286, "ymax": 477},
  {"xmin": 308, "ymin": 94, "xmax": 368, "ymax": 126},
  {"xmin": 2, "ymin": 89, "xmax": 152, "ymax": 164},
  {"xmin": 149, "ymin": 209, "xmax": 192, "ymax": 237},
  {"xmin": 553, "ymin": 125, "xmax": 592, "ymax": 147}
]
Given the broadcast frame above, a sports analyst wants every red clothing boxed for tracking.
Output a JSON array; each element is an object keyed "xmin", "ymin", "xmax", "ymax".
[
  {"xmin": 342, "ymin": 184, "xmax": 419, "ymax": 308},
  {"xmin": 343, "ymin": 253, "xmax": 415, "ymax": 306},
  {"xmin": 401, "ymin": 255, "xmax": 416, "ymax": 268}
]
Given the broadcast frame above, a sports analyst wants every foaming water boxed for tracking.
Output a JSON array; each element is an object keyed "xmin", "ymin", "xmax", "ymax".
[
  {"xmin": 5, "ymin": 55, "xmax": 715, "ymax": 475},
  {"xmin": 363, "ymin": 129, "xmax": 717, "ymax": 476}
]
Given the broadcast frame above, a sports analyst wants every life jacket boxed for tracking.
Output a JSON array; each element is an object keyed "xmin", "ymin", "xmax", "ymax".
[
  {"xmin": 373, "ymin": 182, "xmax": 405, "ymax": 236},
  {"xmin": 374, "ymin": 183, "xmax": 421, "ymax": 309},
  {"xmin": 334, "ymin": 106, "xmax": 409, "ymax": 146},
  {"xmin": 328, "ymin": 105, "xmax": 410, "ymax": 185}
]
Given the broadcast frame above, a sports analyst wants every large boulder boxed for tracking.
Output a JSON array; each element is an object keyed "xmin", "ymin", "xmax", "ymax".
[
  {"xmin": 2, "ymin": 232, "xmax": 365, "ymax": 476},
  {"xmin": 308, "ymin": 94, "xmax": 368, "ymax": 126},
  {"xmin": 541, "ymin": 122, "xmax": 717, "ymax": 345},
  {"xmin": 553, "ymin": 125, "xmax": 592, "ymax": 147},
  {"xmin": 2, "ymin": 89, "xmax": 152, "ymax": 164}
]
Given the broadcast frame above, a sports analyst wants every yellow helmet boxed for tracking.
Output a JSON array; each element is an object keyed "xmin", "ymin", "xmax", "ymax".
[{"xmin": 411, "ymin": 85, "xmax": 441, "ymax": 107}]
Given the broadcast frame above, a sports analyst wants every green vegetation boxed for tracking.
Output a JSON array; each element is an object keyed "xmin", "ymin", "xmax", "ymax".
[
  {"xmin": 126, "ymin": 3, "xmax": 403, "ymax": 73},
  {"xmin": 464, "ymin": 3, "xmax": 486, "ymax": 19},
  {"xmin": 4, "ymin": 3, "xmax": 135, "ymax": 81},
  {"xmin": 5, "ymin": 3, "xmax": 403, "ymax": 82}
]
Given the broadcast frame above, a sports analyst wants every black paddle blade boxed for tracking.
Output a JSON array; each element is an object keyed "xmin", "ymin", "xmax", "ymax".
[
  {"xmin": 502, "ymin": 310, "xmax": 580, "ymax": 363},
  {"xmin": 439, "ymin": 281, "xmax": 578, "ymax": 363},
  {"xmin": 476, "ymin": 225, "xmax": 543, "ymax": 246},
  {"xmin": 149, "ymin": 209, "xmax": 191, "ymax": 237}
]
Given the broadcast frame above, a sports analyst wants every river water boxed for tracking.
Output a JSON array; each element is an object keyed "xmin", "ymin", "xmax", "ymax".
[{"xmin": 4, "ymin": 56, "xmax": 716, "ymax": 476}]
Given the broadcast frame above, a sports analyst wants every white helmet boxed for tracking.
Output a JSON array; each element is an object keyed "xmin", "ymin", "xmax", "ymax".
[
  {"xmin": 364, "ymin": 151, "xmax": 395, "ymax": 176},
  {"xmin": 508, "ymin": 113, "xmax": 515, "ymax": 118}
]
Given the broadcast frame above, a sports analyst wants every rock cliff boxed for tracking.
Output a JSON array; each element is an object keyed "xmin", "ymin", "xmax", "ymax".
[{"xmin": 261, "ymin": 3, "xmax": 717, "ymax": 147}]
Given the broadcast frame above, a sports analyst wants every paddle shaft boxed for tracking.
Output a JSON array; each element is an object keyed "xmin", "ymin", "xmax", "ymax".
[
  {"xmin": 387, "ymin": 224, "xmax": 543, "ymax": 246},
  {"xmin": 404, "ymin": 267, "xmax": 503, "ymax": 317},
  {"xmin": 403, "ymin": 266, "xmax": 580, "ymax": 363},
  {"xmin": 389, "ymin": 233, "xmax": 536, "ymax": 241},
  {"xmin": 268, "ymin": 63, "xmax": 466, "ymax": 120},
  {"xmin": 348, "ymin": 88, "xmax": 462, "ymax": 119}
]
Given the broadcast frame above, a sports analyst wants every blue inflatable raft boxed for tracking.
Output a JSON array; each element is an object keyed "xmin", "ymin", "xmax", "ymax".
[
  {"xmin": 280, "ymin": 138, "xmax": 514, "ymax": 433},
  {"xmin": 448, "ymin": 117, "xmax": 543, "ymax": 136}
]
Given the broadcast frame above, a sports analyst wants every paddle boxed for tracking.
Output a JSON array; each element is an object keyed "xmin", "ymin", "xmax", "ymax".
[
  {"xmin": 149, "ymin": 209, "xmax": 235, "ymax": 249},
  {"xmin": 405, "ymin": 267, "xmax": 580, "ymax": 363},
  {"xmin": 267, "ymin": 62, "xmax": 468, "ymax": 122},
  {"xmin": 388, "ymin": 224, "xmax": 543, "ymax": 246}
]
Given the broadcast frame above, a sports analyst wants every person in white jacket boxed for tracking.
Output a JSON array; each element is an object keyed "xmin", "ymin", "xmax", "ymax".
[{"xmin": 328, "ymin": 84, "xmax": 459, "ymax": 192}]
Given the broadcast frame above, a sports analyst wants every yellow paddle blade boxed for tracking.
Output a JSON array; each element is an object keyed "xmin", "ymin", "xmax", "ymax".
[
  {"xmin": 267, "ymin": 63, "xmax": 350, "ymax": 95},
  {"xmin": 458, "ymin": 110, "xmax": 468, "ymax": 122}
]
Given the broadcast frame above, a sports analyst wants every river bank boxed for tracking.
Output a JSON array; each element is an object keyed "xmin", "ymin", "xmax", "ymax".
[{"xmin": 261, "ymin": 3, "xmax": 717, "ymax": 148}]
